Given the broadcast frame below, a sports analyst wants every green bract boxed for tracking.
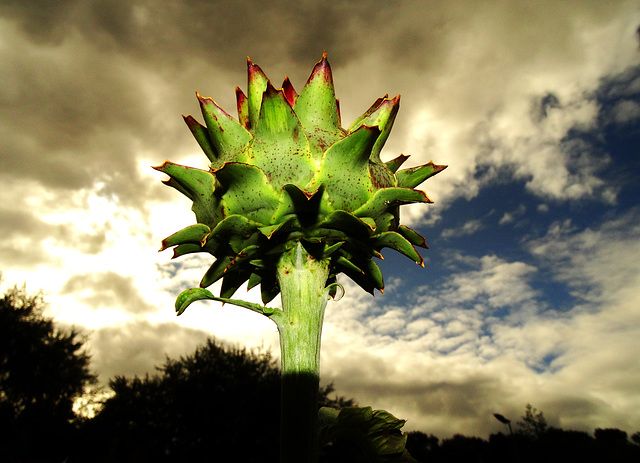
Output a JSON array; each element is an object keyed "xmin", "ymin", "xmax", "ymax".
[{"xmin": 156, "ymin": 53, "xmax": 446, "ymax": 305}]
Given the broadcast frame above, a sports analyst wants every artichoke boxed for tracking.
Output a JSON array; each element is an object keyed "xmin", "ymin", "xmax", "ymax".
[
  {"xmin": 156, "ymin": 53, "xmax": 446, "ymax": 463},
  {"xmin": 156, "ymin": 53, "xmax": 446, "ymax": 308}
]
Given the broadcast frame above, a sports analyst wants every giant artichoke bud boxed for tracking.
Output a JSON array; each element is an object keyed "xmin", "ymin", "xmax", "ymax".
[{"xmin": 156, "ymin": 53, "xmax": 446, "ymax": 306}]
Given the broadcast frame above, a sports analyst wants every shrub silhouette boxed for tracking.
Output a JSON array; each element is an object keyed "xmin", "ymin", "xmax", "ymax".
[
  {"xmin": 77, "ymin": 338, "xmax": 353, "ymax": 463},
  {"xmin": 0, "ymin": 283, "xmax": 96, "ymax": 462}
]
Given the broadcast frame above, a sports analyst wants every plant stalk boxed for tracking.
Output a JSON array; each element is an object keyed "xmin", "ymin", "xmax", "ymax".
[{"xmin": 275, "ymin": 242, "xmax": 331, "ymax": 463}]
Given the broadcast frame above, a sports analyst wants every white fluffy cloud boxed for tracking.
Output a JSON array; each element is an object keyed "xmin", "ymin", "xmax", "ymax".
[{"xmin": 318, "ymin": 208, "xmax": 640, "ymax": 436}]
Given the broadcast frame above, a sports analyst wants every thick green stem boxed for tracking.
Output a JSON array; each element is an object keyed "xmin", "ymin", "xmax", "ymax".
[{"xmin": 275, "ymin": 242, "xmax": 331, "ymax": 463}]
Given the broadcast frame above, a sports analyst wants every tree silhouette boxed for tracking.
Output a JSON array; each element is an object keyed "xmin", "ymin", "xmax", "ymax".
[
  {"xmin": 516, "ymin": 403, "xmax": 548, "ymax": 439},
  {"xmin": 405, "ymin": 431, "xmax": 439, "ymax": 462},
  {"xmin": 78, "ymin": 338, "xmax": 354, "ymax": 463},
  {"xmin": 0, "ymin": 283, "xmax": 96, "ymax": 462}
]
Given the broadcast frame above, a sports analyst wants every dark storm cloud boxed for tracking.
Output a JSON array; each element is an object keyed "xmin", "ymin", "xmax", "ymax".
[
  {"xmin": 61, "ymin": 271, "xmax": 156, "ymax": 314},
  {"xmin": 89, "ymin": 319, "xmax": 210, "ymax": 382},
  {"xmin": 2, "ymin": 0, "xmax": 408, "ymax": 68},
  {"xmin": 0, "ymin": 0, "xmax": 448, "ymax": 272},
  {"xmin": 0, "ymin": 205, "xmax": 109, "ymax": 266},
  {"xmin": 596, "ymin": 64, "xmax": 640, "ymax": 125},
  {"xmin": 531, "ymin": 93, "xmax": 561, "ymax": 123},
  {"xmin": 1, "ymin": 0, "xmax": 407, "ymax": 211}
]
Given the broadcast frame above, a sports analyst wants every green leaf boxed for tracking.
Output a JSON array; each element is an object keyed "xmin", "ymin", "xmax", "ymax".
[
  {"xmin": 175, "ymin": 287, "xmax": 215, "ymax": 315},
  {"xmin": 395, "ymin": 162, "xmax": 447, "ymax": 189},
  {"xmin": 281, "ymin": 76, "xmax": 298, "ymax": 107},
  {"xmin": 175, "ymin": 287, "xmax": 277, "ymax": 317},
  {"xmin": 308, "ymin": 125, "xmax": 381, "ymax": 211},
  {"xmin": 200, "ymin": 256, "xmax": 232, "ymax": 288},
  {"xmin": 160, "ymin": 223, "xmax": 211, "ymax": 251},
  {"xmin": 197, "ymin": 93, "xmax": 252, "ymax": 167},
  {"xmin": 348, "ymin": 96, "xmax": 387, "ymax": 133},
  {"xmin": 260, "ymin": 272, "xmax": 280, "ymax": 305},
  {"xmin": 318, "ymin": 406, "xmax": 413, "ymax": 463},
  {"xmin": 247, "ymin": 272, "xmax": 262, "ymax": 290},
  {"xmin": 205, "ymin": 215, "xmax": 262, "ymax": 251},
  {"xmin": 319, "ymin": 210, "xmax": 374, "ymax": 239},
  {"xmin": 374, "ymin": 232, "xmax": 423, "ymax": 266},
  {"xmin": 385, "ymin": 154, "xmax": 409, "ymax": 174},
  {"xmin": 247, "ymin": 58, "xmax": 269, "ymax": 131},
  {"xmin": 271, "ymin": 184, "xmax": 328, "ymax": 228},
  {"xmin": 214, "ymin": 163, "xmax": 281, "ymax": 225},
  {"xmin": 153, "ymin": 162, "xmax": 223, "ymax": 227},
  {"xmin": 398, "ymin": 225, "xmax": 427, "ymax": 248},
  {"xmin": 250, "ymin": 82, "xmax": 315, "ymax": 191},
  {"xmin": 171, "ymin": 243, "xmax": 204, "ymax": 259},
  {"xmin": 235, "ymin": 86, "xmax": 249, "ymax": 129},
  {"xmin": 349, "ymin": 95, "xmax": 400, "ymax": 161},
  {"xmin": 294, "ymin": 53, "xmax": 342, "ymax": 146},
  {"xmin": 353, "ymin": 187, "xmax": 429, "ymax": 220},
  {"xmin": 220, "ymin": 267, "xmax": 253, "ymax": 299},
  {"xmin": 183, "ymin": 115, "xmax": 217, "ymax": 162}
]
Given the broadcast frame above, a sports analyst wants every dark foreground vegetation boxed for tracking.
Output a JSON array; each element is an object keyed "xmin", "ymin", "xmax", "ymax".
[
  {"xmin": 2, "ymin": 284, "xmax": 640, "ymax": 462},
  {"xmin": 406, "ymin": 424, "xmax": 640, "ymax": 463}
]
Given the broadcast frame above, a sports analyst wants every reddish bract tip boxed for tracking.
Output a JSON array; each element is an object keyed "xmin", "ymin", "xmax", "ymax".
[
  {"xmin": 306, "ymin": 52, "xmax": 333, "ymax": 86},
  {"xmin": 282, "ymin": 76, "xmax": 298, "ymax": 107}
]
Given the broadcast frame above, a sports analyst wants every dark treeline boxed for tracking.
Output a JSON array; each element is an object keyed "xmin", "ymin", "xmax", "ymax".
[
  {"xmin": 406, "ymin": 424, "xmax": 640, "ymax": 463},
  {"xmin": 2, "ymin": 283, "xmax": 640, "ymax": 462}
]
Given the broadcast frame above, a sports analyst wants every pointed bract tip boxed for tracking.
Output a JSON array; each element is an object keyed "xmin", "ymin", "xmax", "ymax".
[
  {"xmin": 282, "ymin": 76, "xmax": 298, "ymax": 107},
  {"xmin": 195, "ymin": 91, "xmax": 210, "ymax": 104},
  {"xmin": 152, "ymin": 160, "xmax": 170, "ymax": 172},
  {"xmin": 311, "ymin": 51, "xmax": 331, "ymax": 76},
  {"xmin": 322, "ymin": 50, "xmax": 328, "ymax": 59}
]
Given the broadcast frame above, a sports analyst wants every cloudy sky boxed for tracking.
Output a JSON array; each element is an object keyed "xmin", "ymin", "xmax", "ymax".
[{"xmin": 2, "ymin": 0, "xmax": 640, "ymax": 438}]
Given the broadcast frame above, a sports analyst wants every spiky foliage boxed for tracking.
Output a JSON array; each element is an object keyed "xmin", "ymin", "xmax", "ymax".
[{"xmin": 156, "ymin": 53, "xmax": 446, "ymax": 307}]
